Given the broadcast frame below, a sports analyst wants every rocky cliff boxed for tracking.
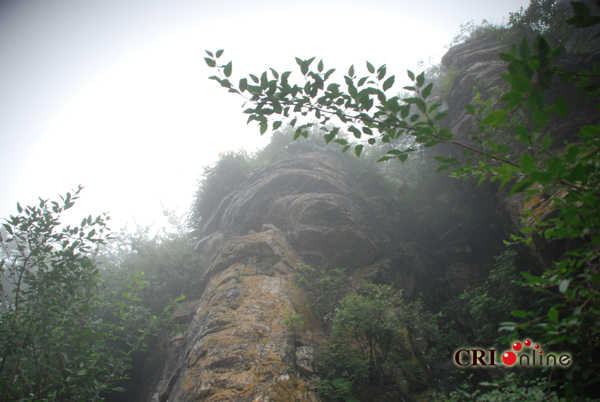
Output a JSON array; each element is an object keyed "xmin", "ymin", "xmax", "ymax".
[
  {"xmin": 131, "ymin": 147, "xmax": 509, "ymax": 401},
  {"xmin": 440, "ymin": 37, "xmax": 600, "ymax": 261},
  {"xmin": 130, "ymin": 37, "xmax": 598, "ymax": 401},
  {"xmin": 133, "ymin": 153, "xmax": 404, "ymax": 401}
]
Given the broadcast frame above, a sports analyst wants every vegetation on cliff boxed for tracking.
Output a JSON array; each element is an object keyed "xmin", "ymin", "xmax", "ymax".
[
  {"xmin": 3, "ymin": 1, "xmax": 600, "ymax": 401},
  {"xmin": 0, "ymin": 190, "xmax": 198, "ymax": 401},
  {"xmin": 205, "ymin": 0, "xmax": 600, "ymax": 399}
]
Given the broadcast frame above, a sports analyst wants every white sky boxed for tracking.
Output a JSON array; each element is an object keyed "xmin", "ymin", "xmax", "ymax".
[{"xmin": 0, "ymin": 0, "xmax": 530, "ymax": 231}]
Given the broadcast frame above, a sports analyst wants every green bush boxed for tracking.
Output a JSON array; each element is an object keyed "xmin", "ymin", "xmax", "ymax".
[
  {"xmin": 317, "ymin": 283, "xmax": 438, "ymax": 400},
  {"xmin": 191, "ymin": 150, "xmax": 251, "ymax": 231},
  {"xmin": 0, "ymin": 188, "xmax": 141, "ymax": 401},
  {"xmin": 460, "ymin": 249, "xmax": 551, "ymax": 346},
  {"xmin": 434, "ymin": 373, "xmax": 576, "ymax": 402},
  {"xmin": 292, "ymin": 265, "xmax": 345, "ymax": 330}
]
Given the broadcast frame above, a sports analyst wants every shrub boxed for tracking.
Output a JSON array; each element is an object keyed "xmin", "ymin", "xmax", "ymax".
[
  {"xmin": 318, "ymin": 283, "xmax": 438, "ymax": 400},
  {"xmin": 292, "ymin": 265, "xmax": 345, "ymax": 330},
  {"xmin": 0, "ymin": 188, "xmax": 133, "ymax": 401}
]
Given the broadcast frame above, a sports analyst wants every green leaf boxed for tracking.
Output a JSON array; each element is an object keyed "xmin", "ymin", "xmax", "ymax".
[
  {"xmin": 416, "ymin": 73, "xmax": 425, "ymax": 87},
  {"xmin": 324, "ymin": 68, "xmax": 336, "ymax": 80},
  {"xmin": 407, "ymin": 70, "xmax": 415, "ymax": 81},
  {"xmin": 348, "ymin": 65, "xmax": 355, "ymax": 77},
  {"xmin": 521, "ymin": 271, "xmax": 549, "ymax": 284},
  {"xmin": 348, "ymin": 126, "xmax": 361, "ymax": 139},
  {"xmin": 559, "ymin": 279, "xmax": 570, "ymax": 294},
  {"xmin": 366, "ymin": 61, "xmax": 375, "ymax": 74},
  {"xmin": 355, "ymin": 145, "xmax": 364, "ymax": 157},
  {"xmin": 422, "ymin": 83, "xmax": 433, "ymax": 99},
  {"xmin": 223, "ymin": 61, "xmax": 233, "ymax": 77},
  {"xmin": 512, "ymin": 310, "xmax": 528, "ymax": 319},
  {"xmin": 480, "ymin": 110, "xmax": 507, "ymax": 127},
  {"xmin": 260, "ymin": 121, "xmax": 268, "ymax": 135},
  {"xmin": 554, "ymin": 96, "xmax": 567, "ymax": 117},
  {"xmin": 204, "ymin": 58, "xmax": 216, "ymax": 68},
  {"xmin": 542, "ymin": 133, "xmax": 552, "ymax": 150},
  {"xmin": 318, "ymin": 59, "xmax": 324, "ymax": 73},
  {"xmin": 571, "ymin": 1, "xmax": 591, "ymax": 17},
  {"xmin": 205, "ymin": 50, "xmax": 214, "ymax": 57},
  {"xmin": 239, "ymin": 78, "xmax": 248, "ymax": 92},
  {"xmin": 377, "ymin": 65, "xmax": 387, "ymax": 80},
  {"xmin": 500, "ymin": 91, "xmax": 524, "ymax": 108},
  {"xmin": 511, "ymin": 179, "xmax": 534, "ymax": 195},
  {"xmin": 520, "ymin": 154, "xmax": 538, "ymax": 173},
  {"xmin": 528, "ymin": 60, "xmax": 540, "ymax": 70},
  {"xmin": 382, "ymin": 76, "xmax": 395, "ymax": 91},
  {"xmin": 273, "ymin": 121, "xmax": 282, "ymax": 130},
  {"xmin": 3, "ymin": 223, "xmax": 13, "ymax": 235},
  {"xmin": 216, "ymin": 49, "xmax": 224, "ymax": 58},
  {"xmin": 548, "ymin": 307, "xmax": 559, "ymax": 323},
  {"xmin": 465, "ymin": 104, "xmax": 475, "ymax": 114}
]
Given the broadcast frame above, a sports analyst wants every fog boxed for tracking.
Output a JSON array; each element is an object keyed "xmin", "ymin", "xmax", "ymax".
[{"xmin": 0, "ymin": 0, "xmax": 530, "ymax": 230}]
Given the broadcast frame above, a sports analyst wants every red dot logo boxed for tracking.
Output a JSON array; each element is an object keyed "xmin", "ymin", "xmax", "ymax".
[
  {"xmin": 512, "ymin": 341, "xmax": 522, "ymax": 351},
  {"xmin": 535, "ymin": 344, "xmax": 540, "ymax": 349},
  {"xmin": 502, "ymin": 351, "xmax": 517, "ymax": 366},
  {"xmin": 524, "ymin": 340, "xmax": 532, "ymax": 347}
]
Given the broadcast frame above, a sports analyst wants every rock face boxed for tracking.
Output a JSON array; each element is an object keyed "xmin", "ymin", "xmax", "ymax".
[
  {"xmin": 196, "ymin": 153, "xmax": 382, "ymax": 271},
  {"xmin": 135, "ymin": 153, "xmax": 397, "ymax": 402},
  {"xmin": 140, "ymin": 227, "xmax": 325, "ymax": 402},
  {"xmin": 440, "ymin": 37, "xmax": 600, "ymax": 265},
  {"xmin": 132, "ymin": 38, "xmax": 598, "ymax": 401}
]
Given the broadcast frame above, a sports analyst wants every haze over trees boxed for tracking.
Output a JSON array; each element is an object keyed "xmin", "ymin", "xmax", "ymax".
[{"xmin": 1, "ymin": 0, "xmax": 600, "ymax": 401}]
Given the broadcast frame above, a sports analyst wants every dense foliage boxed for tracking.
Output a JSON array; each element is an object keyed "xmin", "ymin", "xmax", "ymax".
[
  {"xmin": 292, "ymin": 264, "xmax": 345, "ymax": 330},
  {"xmin": 190, "ymin": 150, "xmax": 251, "ymax": 231},
  {"xmin": 93, "ymin": 212, "xmax": 204, "ymax": 401},
  {"xmin": 0, "ymin": 188, "xmax": 131, "ymax": 401},
  {"xmin": 0, "ymin": 189, "xmax": 198, "ymax": 401},
  {"xmin": 317, "ymin": 283, "xmax": 437, "ymax": 401}
]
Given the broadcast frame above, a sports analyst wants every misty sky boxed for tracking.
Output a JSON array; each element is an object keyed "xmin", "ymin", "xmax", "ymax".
[{"xmin": 0, "ymin": 0, "xmax": 531, "ymax": 231}]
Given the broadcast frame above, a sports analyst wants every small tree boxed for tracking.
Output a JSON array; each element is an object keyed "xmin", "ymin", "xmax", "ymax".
[
  {"xmin": 319, "ymin": 283, "xmax": 436, "ymax": 400},
  {"xmin": 328, "ymin": 284, "xmax": 405, "ymax": 385}
]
